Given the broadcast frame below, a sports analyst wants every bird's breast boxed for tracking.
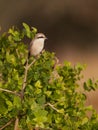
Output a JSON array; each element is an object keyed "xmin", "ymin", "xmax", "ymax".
[{"xmin": 30, "ymin": 39, "xmax": 44, "ymax": 56}]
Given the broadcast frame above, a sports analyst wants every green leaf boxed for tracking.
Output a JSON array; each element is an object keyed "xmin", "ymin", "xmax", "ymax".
[
  {"xmin": 37, "ymin": 95, "xmax": 46, "ymax": 105},
  {"xmin": 58, "ymin": 108, "xmax": 64, "ymax": 114},
  {"xmin": 8, "ymin": 27, "xmax": 22, "ymax": 42},
  {"xmin": 35, "ymin": 80, "xmax": 42, "ymax": 88},
  {"xmin": 31, "ymin": 27, "xmax": 37, "ymax": 34},
  {"xmin": 6, "ymin": 53, "xmax": 16, "ymax": 65},
  {"xmin": 13, "ymin": 96, "xmax": 21, "ymax": 109},
  {"xmin": 22, "ymin": 22, "xmax": 31, "ymax": 38},
  {"xmin": 6, "ymin": 100, "xmax": 13, "ymax": 111},
  {"xmin": 0, "ymin": 97, "xmax": 7, "ymax": 114},
  {"xmin": 81, "ymin": 117, "xmax": 88, "ymax": 125}
]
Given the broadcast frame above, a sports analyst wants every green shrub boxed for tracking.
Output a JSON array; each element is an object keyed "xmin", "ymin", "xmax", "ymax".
[{"xmin": 0, "ymin": 23, "xmax": 98, "ymax": 130}]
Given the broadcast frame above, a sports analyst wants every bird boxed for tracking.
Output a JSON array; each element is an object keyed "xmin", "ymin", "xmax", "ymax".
[{"xmin": 29, "ymin": 33, "xmax": 47, "ymax": 56}]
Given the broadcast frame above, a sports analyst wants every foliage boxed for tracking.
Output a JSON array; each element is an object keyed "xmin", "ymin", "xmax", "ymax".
[{"xmin": 0, "ymin": 23, "xmax": 98, "ymax": 130}]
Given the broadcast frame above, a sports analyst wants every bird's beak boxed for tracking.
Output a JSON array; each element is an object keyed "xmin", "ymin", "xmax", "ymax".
[{"xmin": 45, "ymin": 37, "xmax": 48, "ymax": 40}]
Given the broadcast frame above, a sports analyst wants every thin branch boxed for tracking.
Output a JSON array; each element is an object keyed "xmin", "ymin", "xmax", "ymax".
[
  {"xmin": 0, "ymin": 118, "xmax": 15, "ymax": 130},
  {"xmin": 27, "ymin": 52, "xmax": 42, "ymax": 69},
  {"xmin": 14, "ymin": 117, "xmax": 19, "ymax": 130},
  {"xmin": 22, "ymin": 57, "xmax": 37, "ymax": 90},
  {"xmin": 21, "ymin": 55, "xmax": 40, "ymax": 100},
  {"xmin": 20, "ymin": 59, "xmax": 28, "ymax": 100},
  {"xmin": 21, "ymin": 57, "xmax": 36, "ymax": 99},
  {"xmin": 27, "ymin": 58, "xmax": 36, "ymax": 69},
  {"xmin": 34, "ymin": 127, "xmax": 40, "ymax": 130},
  {"xmin": 0, "ymin": 88, "xmax": 20, "ymax": 96},
  {"xmin": 22, "ymin": 59, "xmax": 28, "ymax": 91},
  {"xmin": 45, "ymin": 103, "xmax": 59, "ymax": 113},
  {"xmin": 54, "ymin": 56, "xmax": 59, "ymax": 66}
]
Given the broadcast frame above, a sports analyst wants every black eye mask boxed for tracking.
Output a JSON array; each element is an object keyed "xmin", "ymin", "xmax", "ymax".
[{"xmin": 37, "ymin": 36, "xmax": 45, "ymax": 39}]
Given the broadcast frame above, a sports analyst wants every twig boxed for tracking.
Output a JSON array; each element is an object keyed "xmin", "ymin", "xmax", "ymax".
[
  {"xmin": 20, "ymin": 59, "xmax": 28, "ymax": 100},
  {"xmin": 27, "ymin": 58, "xmax": 36, "ymax": 69},
  {"xmin": 22, "ymin": 59, "xmax": 28, "ymax": 90},
  {"xmin": 14, "ymin": 117, "xmax": 19, "ymax": 130},
  {"xmin": 54, "ymin": 56, "xmax": 59, "ymax": 65},
  {"xmin": 21, "ymin": 54, "xmax": 41, "ymax": 100},
  {"xmin": 22, "ymin": 57, "xmax": 38, "ymax": 89},
  {"xmin": 21, "ymin": 57, "xmax": 37, "ymax": 100},
  {"xmin": 0, "ymin": 88, "xmax": 20, "ymax": 96},
  {"xmin": 27, "ymin": 53, "xmax": 42, "ymax": 69},
  {"xmin": 45, "ymin": 103, "xmax": 59, "ymax": 112},
  {"xmin": 0, "ymin": 118, "xmax": 15, "ymax": 130},
  {"xmin": 34, "ymin": 127, "xmax": 39, "ymax": 130}
]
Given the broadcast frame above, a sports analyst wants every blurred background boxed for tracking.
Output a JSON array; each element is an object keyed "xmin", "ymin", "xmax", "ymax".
[{"xmin": 0, "ymin": 0, "xmax": 98, "ymax": 111}]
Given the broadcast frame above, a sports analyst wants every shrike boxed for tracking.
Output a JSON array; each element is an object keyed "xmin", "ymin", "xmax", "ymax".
[{"xmin": 29, "ymin": 33, "xmax": 47, "ymax": 56}]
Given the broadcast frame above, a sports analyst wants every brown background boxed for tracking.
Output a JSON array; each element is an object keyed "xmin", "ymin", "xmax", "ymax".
[{"xmin": 0, "ymin": 0, "xmax": 98, "ymax": 111}]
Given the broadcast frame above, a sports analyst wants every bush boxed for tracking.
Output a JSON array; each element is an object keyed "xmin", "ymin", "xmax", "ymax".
[{"xmin": 0, "ymin": 23, "xmax": 98, "ymax": 130}]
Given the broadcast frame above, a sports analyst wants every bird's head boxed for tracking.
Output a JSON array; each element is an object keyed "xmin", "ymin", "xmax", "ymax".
[{"xmin": 34, "ymin": 33, "xmax": 47, "ymax": 41}]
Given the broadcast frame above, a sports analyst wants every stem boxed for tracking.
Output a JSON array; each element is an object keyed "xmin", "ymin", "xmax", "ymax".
[
  {"xmin": 14, "ymin": 117, "xmax": 19, "ymax": 130},
  {"xmin": 27, "ymin": 59, "xmax": 36, "ymax": 69},
  {"xmin": 0, "ymin": 118, "xmax": 15, "ymax": 130},
  {"xmin": 34, "ymin": 127, "xmax": 39, "ymax": 130},
  {"xmin": 21, "ymin": 59, "xmax": 28, "ymax": 100},
  {"xmin": 21, "ymin": 57, "xmax": 37, "ymax": 100},
  {"xmin": 0, "ymin": 88, "xmax": 20, "ymax": 96},
  {"xmin": 28, "ymin": 53, "xmax": 42, "ymax": 69},
  {"xmin": 45, "ymin": 103, "xmax": 59, "ymax": 112},
  {"xmin": 22, "ymin": 59, "xmax": 28, "ymax": 91}
]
